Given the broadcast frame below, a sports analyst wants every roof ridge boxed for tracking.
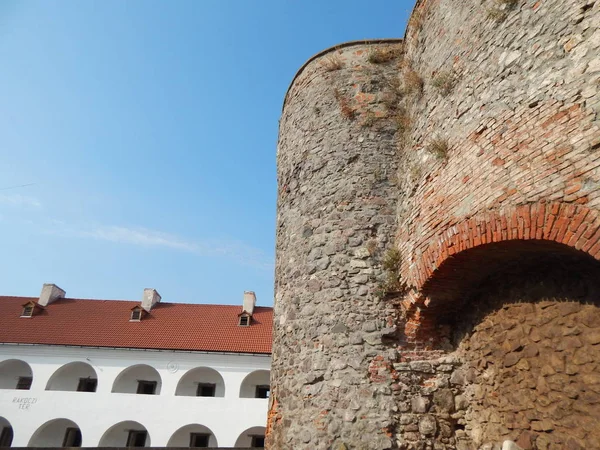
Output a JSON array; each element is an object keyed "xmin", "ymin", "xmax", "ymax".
[{"xmin": 0, "ymin": 295, "xmax": 273, "ymax": 309}]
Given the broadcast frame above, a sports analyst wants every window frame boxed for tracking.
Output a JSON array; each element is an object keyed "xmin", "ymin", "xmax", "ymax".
[
  {"xmin": 189, "ymin": 433, "xmax": 210, "ymax": 448},
  {"xmin": 20, "ymin": 305, "xmax": 34, "ymax": 318},
  {"xmin": 196, "ymin": 383, "xmax": 216, "ymax": 397},
  {"xmin": 255, "ymin": 385, "xmax": 270, "ymax": 399},
  {"xmin": 126, "ymin": 430, "xmax": 147, "ymax": 447},
  {"xmin": 250, "ymin": 435, "xmax": 265, "ymax": 448},
  {"xmin": 136, "ymin": 380, "xmax": 157, "ymax": 395},
  {"xmin": 130, "ymin": 308, "xmax": 142, "ymax": 322},
  {"xmin": 62, "ymin": 427, "xmax": 82, "ymax": 447},
  {"xmin": 16, "ymin": 376, "xmax": 33, "ymax": 390},
  {"xmin": 77, "ymin": 377, "xmax": 98, "ymax": 392},
  {"xmin": 0, "ymin": 426, "xmax": 14, "ymax": 448},
  {"xmin": 239, "ymin": 315, "xmax": 250, "ymax": 326}
]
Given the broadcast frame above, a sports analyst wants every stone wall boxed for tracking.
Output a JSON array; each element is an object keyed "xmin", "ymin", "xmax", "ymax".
[
  {"xmin": 269, "ymin": 41, "xmax": 403, "ymax": 450},
  {"xmin": 270, "ymin": 0, "xmax": 600, "ymax": 448}
]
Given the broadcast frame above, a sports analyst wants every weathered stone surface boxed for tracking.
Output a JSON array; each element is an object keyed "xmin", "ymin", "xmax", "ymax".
[
  {"xmin": 502, "ymin": 441, "xmax": 523, "ymax": 450},
  {"xmin": 433, "ymin": 388, "xmax": 455, "ymax": 413},
  {"xmin": 515, "ymin": 431, "xmax": 536, "ymax": 450},
  {"xmin": 418, "ymin": 414, "xmax": 437, "ymax": 437},
  {"xmin": 411, "ymin": 396, "xmax": 430, "ymax": 413}
]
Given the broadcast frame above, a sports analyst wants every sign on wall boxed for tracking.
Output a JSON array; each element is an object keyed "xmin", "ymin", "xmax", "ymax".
[{"xmin": 12, "ymin": 397, "xmax": 37, "ymax": 411}]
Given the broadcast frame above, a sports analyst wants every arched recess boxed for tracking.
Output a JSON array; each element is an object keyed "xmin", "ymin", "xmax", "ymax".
[
  {"xmin": 28, "ymin": 418, "xmax": 82, "ymax": 447},
  {"xmin": 403, "ymin": 239, "xmax": 600, "ymax": 344},
  {"xmin": 397, "ymin": 226, "xmax": 600, "ymax": 447},
  {"xmin": 46, "ymin": 361, "xmax": 98, "ymax": 392},
  {"xmin": 0, "ymin": 417, "xmax": 14, "ymax": 447},
  {"xmin": 239, "ymin": 370, "xmax": 270, "ymax": 398},
  {"xmin": 409, "ymin": 202, "xmax": 600, "ymax": 292},
  {"xmin": 166, "ymin": 424, "xmax": 218, "ymax": 448},
  {"xmin": 0, "ymin": 359, "xmax": 33, "ymax": 390},
  {"xmin": 112, "ymin": 364, "xmax": 162, "ymax": 395},
  {"xmin": 234, "ymin": 426, "xmax": 265, "ymax": 448},
  {"xmin": 99, "ymin": 421, "xmax": 150, "ymax": 447},
  {"xmin": 175, "ymin": 367, "xmax": 225, "ymax": 397}
]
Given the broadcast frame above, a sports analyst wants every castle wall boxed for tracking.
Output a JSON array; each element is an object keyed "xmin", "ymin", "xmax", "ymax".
[{"xmin": 271, "ymin": 0, "xmax": 600, "ymax": 448}]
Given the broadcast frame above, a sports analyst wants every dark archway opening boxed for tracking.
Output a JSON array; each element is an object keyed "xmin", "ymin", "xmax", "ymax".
[
  {"xmin": 415, "ymin": 240, "xmax": 600, "ymax": 448},
  {"xmin": 413, "ymin": 240, "xmax": 600, "ymax": 345}
]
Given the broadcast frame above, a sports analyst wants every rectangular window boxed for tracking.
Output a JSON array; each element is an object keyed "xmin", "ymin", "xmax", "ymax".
[
  {"xmin": 255, "ymin": 385, "xmax": 270, "ymax": 399},
  {"xmin": 0, "ymin": 426, "xmax": 14, "ymax": 448},
  {"xmin": 16, "ymin": 376, "xmax": 32, "ymax": 390},
  {"xmin": 126, "ymin": 430, "xmax": 147, "ymax": 447},
  {"xmin": 189, "ymin": 433, "xmax": 209, "ymax": 448},
  {"xmin": 196, "ymin": 383, "xmax": 216, "ymax": 397},
  {"xmin": 251, "ymin": 435, "xmax": 265, "ymax": 448},
  {"xmin": 21, "ymin": 306, "xmax": 34, "ymax": 317},
  {"xmin": 239, "ymin": 315, "xmax": 249, "ymax": 326},
  {"xmin": 136, "ymin": 380, "xmax": 157, "ymax": 395},
  {"xmin": 62, "ymin": 428, "xmax": 82, "ymax": 447},
  {"xmin": 77, "ymin": 377, "xmax": 98, "ymax": 392},
  {"xmin": 130, "ymin": 309, "xmax": 142, "ymax": 321}
]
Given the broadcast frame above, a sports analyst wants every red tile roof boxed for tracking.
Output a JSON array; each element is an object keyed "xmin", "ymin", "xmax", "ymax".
[{"xmin": 0, "ymin": 296, "xmax": 272, "ymax": 354}]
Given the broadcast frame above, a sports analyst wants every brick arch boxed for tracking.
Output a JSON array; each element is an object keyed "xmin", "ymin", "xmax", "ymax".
[
  {"xmin": 411, "ymin": 201, "xmax": 600, "ymax": 293},
  {"xmin": 398, "ymin": 202, "xmax": 600, "ymax": 346}
]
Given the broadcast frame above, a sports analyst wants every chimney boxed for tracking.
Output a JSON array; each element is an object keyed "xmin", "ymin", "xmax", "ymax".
[
  {"xmin": 243, "ymin": 291, "xmax": 256, "ymax": 315},
  {"xmin": 39, "ymin": 284, "xmax": 66, "ymax": 307},
  {"xmin": 141, "ymin": 288, "xmax": 161, "ymax": 312}
]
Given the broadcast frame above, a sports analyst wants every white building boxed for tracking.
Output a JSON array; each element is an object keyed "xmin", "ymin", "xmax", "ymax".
[{"xmin": 0, "ymin": 285, "xmax": 272, "ymax": 448}]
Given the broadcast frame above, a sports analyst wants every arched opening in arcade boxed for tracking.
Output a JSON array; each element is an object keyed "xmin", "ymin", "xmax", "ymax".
[
  {"xmin": 28, "ymin": 418, "xmax": 82, "ymax": 447},
  {"xmin": 166, "ymin": 424, "xmax": 218, "ymax": 448},
  {"xmin": 99, "ymin": 421, "xmax": 150, "ymax": 447},
  {"xmin": 112, "ymin": 364, "xmax": 162, "ymax": 395},
  {"xmin": 239, "ymin": 370, "xmax": 270, "ymax": 399},
  {"xmin": 0, "ymin": 359, "xmax": 33, "ymax": 390},
  {"xmin": 175, "ymin": 367, "xmax": 225, "ymax": 397},
  {"xmin": 234, "ymin": 426, "xmax": 266, "ymax": 448},
  {"xmin": 45, "ymin": 361, "xmax": 98, "ymax": 392}
]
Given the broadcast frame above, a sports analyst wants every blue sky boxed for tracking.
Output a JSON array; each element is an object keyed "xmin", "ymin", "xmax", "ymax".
[{"xmin": 0, "ymin": 1, "xmax": 414, "ymax": 306}]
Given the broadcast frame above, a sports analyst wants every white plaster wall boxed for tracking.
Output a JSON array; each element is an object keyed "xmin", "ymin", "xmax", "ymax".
[{"xmin": 0, "ymin": 344, "xmax": 270, "ymax": 447}]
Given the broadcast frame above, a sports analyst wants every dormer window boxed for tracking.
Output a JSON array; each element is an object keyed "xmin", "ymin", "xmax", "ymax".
[
  {"xmin": 130, "ymin": 306, "xmax": 143, "ymax": 322},
  {"xmin": 239, "ymin": 314, "xmax": 250, "ymax": 326},
  {"xmin": 20, "ymin": 302, "xmax": 36, "ymax": 318}
]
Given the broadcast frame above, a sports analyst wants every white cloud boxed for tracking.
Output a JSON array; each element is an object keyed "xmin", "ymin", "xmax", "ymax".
[
  {"xmin": 0, "ymin": 194, "xmax": 41, "ymax": 208},
  {"xmin": 81, "ymin": 226, "xmax": 197, "ymax": 252},
  {"xmin": 52, "ymin": 224, "xmax": 273, "ymax": 272}
]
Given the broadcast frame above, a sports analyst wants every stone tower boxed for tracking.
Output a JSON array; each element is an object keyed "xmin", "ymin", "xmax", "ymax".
[{"xmin": 269, "ymin": 0, "xmax": 600, "ymax": 449}]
